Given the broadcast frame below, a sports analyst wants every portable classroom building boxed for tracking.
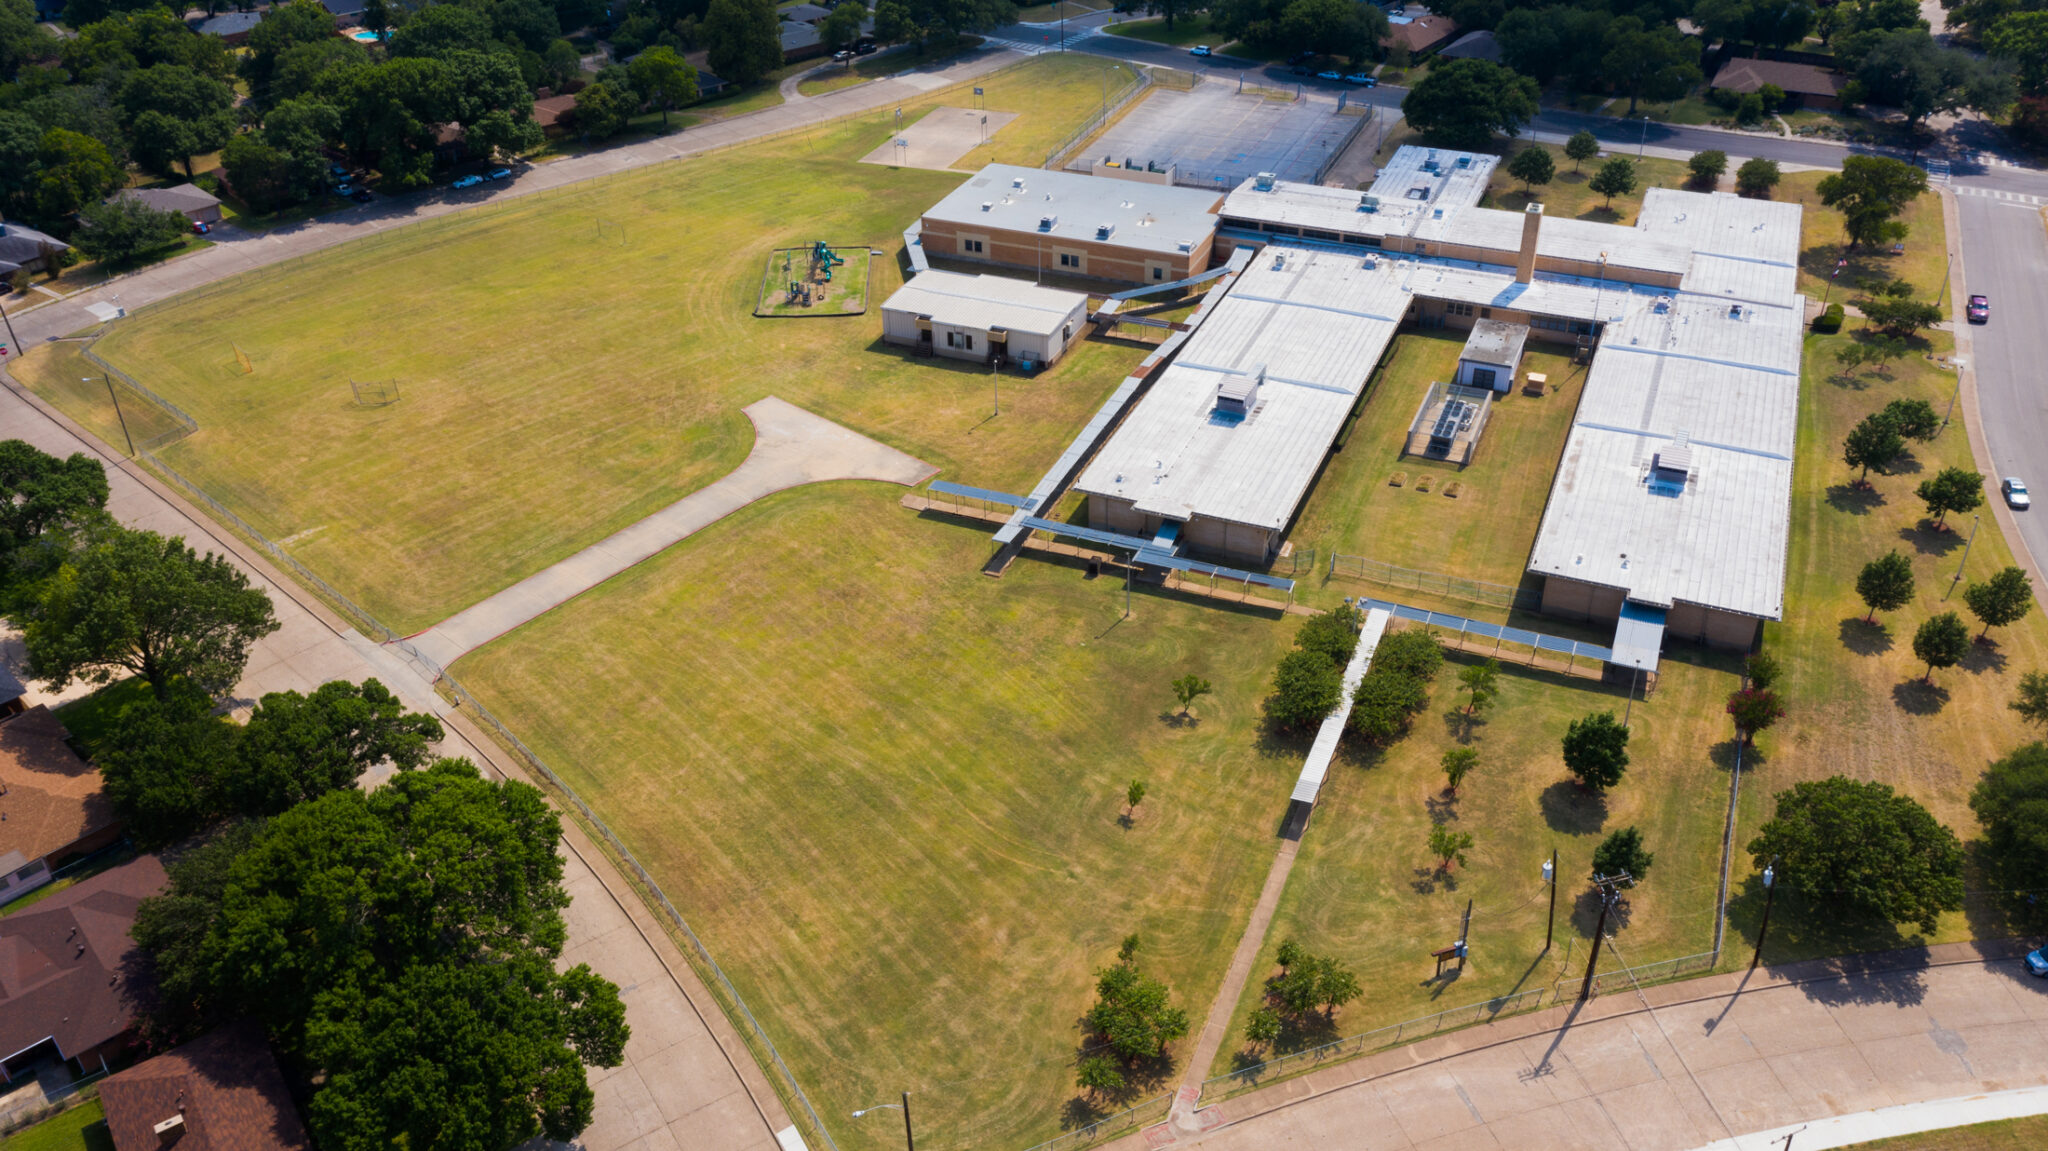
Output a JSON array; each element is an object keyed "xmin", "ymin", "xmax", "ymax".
[{"xmin": 879, "ymin": 270, "xmax": 1090, "ymax": 367}]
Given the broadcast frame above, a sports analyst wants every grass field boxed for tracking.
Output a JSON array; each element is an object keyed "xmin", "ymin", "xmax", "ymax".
[
  {"xmin": 1841, "ymin": 1113, "xmax": 2048, "ymax": 1149},
  {"xmin": 1285, "ymin": 331, "xmax": 1583, "ymax": 590},
  {"xmin": 1103, "ymin": 14, "xmax": 1220, "ymax": 47},
  {"xmin": 0, "ymin": 1101, "xmax": 111, "ymax": 1151},
  {"xmin": 9, "ymin": 344, "xmax": 192, "ymax": 458},
  {"xmin": 1778, "ymin": 170, "xmax": 1952, "ymax": 319},
  {"xmin": 1477, "ymin": 144, "xmax": 1693, "ymax": 224},
  {"xmin": 456, "ymin": 488, "xmax": 1300, "ymax": 1151},
  {"xmin": 755, "ymin": 245, "xmax": 872, "ymax": 316},
  {"xmin": 796, "ymin": 37, "xmax": 986, "ymax": 97},
  {"xmin": 17, "ymin": 53, "xmax": 1135, "ymax": 636}
]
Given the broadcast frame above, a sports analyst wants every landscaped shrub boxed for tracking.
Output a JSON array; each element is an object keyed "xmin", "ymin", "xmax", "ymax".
[{"xmin": 1813, "ymin": 302, "xmax": 1845, "ymax": 333}]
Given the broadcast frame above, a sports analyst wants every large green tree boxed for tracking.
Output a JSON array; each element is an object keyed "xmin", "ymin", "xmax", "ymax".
[
  {"xmin": 70, "ymin": 196, "xmax": 190, "ymax": 262},
  {"xmin": 1295, "ymin": 602, "xmax": 1363, "ymax": 666},
  {"xmin": 1748, "ymin": 776, "xmax": 1963, "ymax": 934},
  {"xmin": 1400, "ymin": 58, "xmax": 1540, "ymax": 150},
  {"xmin": 1589, "ymin": 156, "xmax": 1638, "ymax": 208},
  {"xmin": 1844, "ymin": 411, "xmax": 1905, "ymax": 483},
  {"xmin": 1987, "ymin": 11, "xmax": 2048, "ymax": 97},
  {"xmin": 704, "ymin": 0, "xmax": 781, "ymax": 81},
  {"xmin": 22, "ymin": 527, "xmax": 279, "ymax": 699},
  {"xmin": 1855, "ymin": 550, "xmax": 1916, "ymax": 623},
  {"xmin": 232, "ymin": 678, "xmax": 445, "ymax": 815},
  {"xmin": 94, "ymin": 680, "xmax": 240, "ymax": 849},
  {"xmin": 1347, "ymin": 667, "xmax": 1427, "ymax": 742},
  {"xmin": 629, "ymin": 45, "xmax": 699, "ymax": 126},
  {"xmin": 1916, "ymin": 465, "xmax": 1984, "ymax": 527},
  {"xmin": 242, "ymin": 0, "xmax": 345, "ymax": 102},
  {"xmin": 1562, "ymin": 711, "xmax": 1630, "ymax": 791},
  {"xmin": 1817, "ymin": 154, "xmax": 1928, "ymax": 251},
  {"xmin": 131, "ymin": 759, "xmax": 629, "ymax": 1148},
  {"xmin": 118, "ymin": 64, "xmax": 237, "ymax": 179},
  {"xmin": 1600, "ymin": 15, "xmax": 1702, "ymax": 113},
  {"xmin": 1971, "ymin": 742, "xmax": 2048, "ymax": 898},
  {"xmin": 1963, "ymin": 566, "xmax": 2034, "ymax": 639},
  {"xmin": 0, "ymin": 0, "xmax": 54, "ymax": 82},
  {"xmin": 0, "ymin": 439, "xmax": 108, "ymax": 558},
  {"xmin": 1267, "ymin": 649, "xmax": 1343, "ymax": 730},
  {"xmin": 1845, "ymin": 27, "xmax": 2013, "ymax": 125},
  {"xmin": 1912, "ymin": 610, "xmax": 1971, "ymax": 682}
]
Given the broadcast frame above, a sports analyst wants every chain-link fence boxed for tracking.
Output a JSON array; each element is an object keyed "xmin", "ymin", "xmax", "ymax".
[
  {"xmin": 1577, "ymin": 950, "xmax": 1720, "ymax": 1000},
  {"xmin": 1309, "ymin": 104, "xmax": 1372, "ymax": 185},
  {"xmin": 79, "ymin": 340, "xmax": 196, "ymax": 452},
  {"xmin": 1043, "ymin": 65, "xmax": 1153, "ymax": 169},
  {"xmin": 1326, "ymin": 554, "xmax": 1540, "ymax": 613},
  {"xmin": 1016, "ymin": 1092, "xmax": 1172, "ymax": 1151}
]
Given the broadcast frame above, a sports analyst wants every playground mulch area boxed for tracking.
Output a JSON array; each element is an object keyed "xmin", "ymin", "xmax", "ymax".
[{"xmin": 755, "ymin": 244, "xmax": 873, "ymax": 316}]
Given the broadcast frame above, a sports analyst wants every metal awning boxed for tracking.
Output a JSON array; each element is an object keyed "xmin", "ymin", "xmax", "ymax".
[{"xmin": 1610, "ymin": 602, "xmax": 1667, "ymax": 674}]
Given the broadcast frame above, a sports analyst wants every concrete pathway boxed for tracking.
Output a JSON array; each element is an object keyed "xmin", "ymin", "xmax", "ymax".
[
  {"xmin": 0, "ymin": 46, "xmax": 1026, "ymax": 351},
  {"xmin": 404, "ymin": 397, "xmax": 934, "ymax": 672},
  {"xmin": 1693, "ymin": 1083, "xmax": 2048, "ymax": 1151},
  {"xmin": 1103, "ymin": 941, "xmax": 2048, "ymax": 1151},
  {"xmin": 0, "ymin": 372, "xmax": 799, "ymax": 1151}
]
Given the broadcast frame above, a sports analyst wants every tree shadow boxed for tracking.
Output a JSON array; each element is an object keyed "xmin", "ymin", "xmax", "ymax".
[
  {"xmin": 1829, "ymin": 369, "xmax": 1871, "ymax": 391},
  {"xmin": 1726, "ymin": 881, "xmax": 1930, "ymax": 1006},
  {"xmin": 1839, "ymin": 616, "xmax": 1895, "ymax": 657},
  {"xmin": 1961, "ymin": 636, "xmax": 2008, "ymax": 676},
  {"xmin": 1892, "ymin": 677, "xmax": 1951, "ymax": 715},
  {"xmin": 1539, "ymin": 779, "xmax": 1607, "ymax": 834},
  {"xmin": 1569, "ymin": 887, "xmax": 1633, "ymax": 935},
  {"xmin": 1410, "ymin": 865, "xmax": 1459, "ymax": 895},
  {"xmin": 1826, "ymin": 482, "xmax": 1885, "ymax": 515},
  {"xmin": 1441, "ymin": 706, "xmax": 1486, "ymax": 743},
  {"xmin": 1888, "ymin": 453, "xmax": 1926, "ymax": 476},
  {"xmin": 1157, "ymin": 710, "xmax": 1199, "ymax": 729},
  {"xmin": 1707, "ymin": 737, "xmax": 1764, "ymax": 774},
  {"xmin": 1900, "ymin": 522, "xmax": 1964, "ymax": 557},
  {"xmin": 1425, "ymin": 791, "xmax": 1459, "ymax": 825}
]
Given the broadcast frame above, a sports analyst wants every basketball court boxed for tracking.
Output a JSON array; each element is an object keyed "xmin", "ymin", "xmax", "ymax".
[
  {"xmin": 1071, "ymin": 84, "xmax": 1361, "ymax": 189},
  {"xmin": 860, "ymin": 106, "xmax": 1020, "ymax": 171}
]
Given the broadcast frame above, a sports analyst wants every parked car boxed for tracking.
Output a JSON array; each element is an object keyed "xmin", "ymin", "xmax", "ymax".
[
  {"xmin": 335, "ymin": 183, "xmax": 352, "ymax": 196},
  {"xmin": 349, "ymin": 188, "xmax": 374, "ymax": 203},
  {"xmin": 485, "ymin": 167, "xmax": 512, "ymax": 181},
  {"xmin": 452, "ymin": 174, "xmax": 484, "ymax": 189},
  {"xmin": 1316, "ymin": 69, "xmax": 1342, "ymax": 80},
  {"xmin": 854, "ymin": 40, "xmax": 877, "ymax": 54},
  {"xmin": 2004, "ymin": 477, "xmax": 2030, "ymax": 510},
  {"xmin": 1188, "ymin": 44, "xmax": 1212, "ymax": 56},
  {"xmin": 1968, "ymin": 294, "xmax": 1989, "ymax": 323},
  {"xmin": 192, "ymin": 220, "xmax": 210, "ymax": 235},
  {"xmin": 2028, "ymin": 945, "xmax": 2048, "ymax": 975},
  {"xmin": 832, "ymin": 48, "xmax": 852, "ymax": 60},
  {"xmin": 1287, "ymin": 50, "xmax": 1315, "ymax": 64},
  {"xmin": 1345, "ymin": 72, "xmax": 1374, "ymax": 85},
  {"xmin": 329, "ymin": 163, "xmax": 349, "ymax": 178}
]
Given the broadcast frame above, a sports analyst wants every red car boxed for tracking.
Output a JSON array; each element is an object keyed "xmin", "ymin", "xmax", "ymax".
[{"xmin": 1968, "ymin": 294, "xmax": 1989, "ymax": 323}]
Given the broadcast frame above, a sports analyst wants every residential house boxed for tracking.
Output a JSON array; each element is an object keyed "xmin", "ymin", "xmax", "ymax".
[
  {"xmin": 193, "ymin": 11, "xmax": 262, "ymax": 43},
  {"xmin": 1708, "ymin": 56, "xmax": 1846, "ymax": 110},
  {"xmin": 0, "ymin": 222, "xmax": 70, "ymax": 286},
  {"xmin": 0, "ymin": 706, "xmax": 120, "ymax": 905},
  {"xmin": 113, "ymin": 184, "xmax": 223, "ymax": 226},
  {"xmin": 99, "ymin": 1022, "xmax": 313, "ymax": 1151},
  {"xmin": 0, "ymin": 855, "xmax": 167, "ymax": 1082}
]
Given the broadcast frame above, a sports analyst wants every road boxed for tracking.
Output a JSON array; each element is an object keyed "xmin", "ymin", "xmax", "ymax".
[{"xmin": 1955, "ymin": 193, "xmax": 2048, "ymax": 575}]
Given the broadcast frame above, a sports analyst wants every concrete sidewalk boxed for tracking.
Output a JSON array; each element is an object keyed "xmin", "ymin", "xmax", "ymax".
[
  {"xmin": 406, "ymin": 396, "xmax": 935, "ymax": 670},
  {"xmin": 1107, "ymin": 940, "xmax": 2048, "ymax": 1151},
  {"xmin": 0, "ymin": 371, "xmax": 801, "ymax": 1151},
  {"xmin": 2, "ymin": 46, "xmax": 1025, "ymax": 350}
]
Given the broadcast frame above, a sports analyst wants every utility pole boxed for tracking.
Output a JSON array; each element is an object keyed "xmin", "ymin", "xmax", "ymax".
[
  {"xmin": 1751, "ymin": 857, "xmax": 1778, "ymax": 970},
  {"xmin": 1579, "ymin": 871, "xmax": 1633, "ymax": 1000},
  {"xmin": 1623, "ymin": 662, "xmax": 1641, "ymax": 727},
  {"xmin": 1458, "ymin": 899, "xmax": 1472, "ymax": 970},
  {"xmin": 0, "ymin": 294, "xmax": 20, "ymax": 362},
  {"xmin": 1543, "ymin": 850, "xmax": 1558, "ymax": 951},
  {"xmin": 1946, "ymin": 514, "xmax": 1980, "ymax": 599},
  {"xmin": 901, "ymin": 1092, "xmax": 914, "ymax": 1151},
  {"xmin": 87, "ymin": 375, "xmax": 135, "ymax": 456}
]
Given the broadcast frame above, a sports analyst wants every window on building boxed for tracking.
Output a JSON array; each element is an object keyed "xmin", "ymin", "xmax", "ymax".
[
  {"xmin": 1152, "ymin": 266, "xmax": 1165, "ymax": 280},
  {"xmin": 946, "ymin": 331, "xmax": 976, "ymax": 350},
  {"xmin": 962, "ymin": 238, "xmax": 984, "ymax": 254},
  {"xmin": 1479, "ymin": 307, "xmax": 1492, "ymax": 319},
  {"xmin": 1445, "ymin": 302, "xmax": 1474, "ymax": 317},
  {"xmin": 1059, "ymin": 252, "xmax": 1080, "ymax": 268}
]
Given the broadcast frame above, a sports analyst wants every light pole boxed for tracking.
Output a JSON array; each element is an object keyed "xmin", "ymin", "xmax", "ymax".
[
  {"xmin": 1542, "ymin": 851, "xmax": 1557, "ymax": 951},
  {"xmin": 1947, "ymin": 514, "xmax": 1980, "ymax": 597},
  {"xmin": 85, "ymin": 375, "xmax": 135, "ymax": 456},
  {"xmin": 1939, "ymin": 357, "xmax": 1967, "ymax": 434},
  {"xmin": 1637, "ymin": 116, "xmax": 1650, "ymax": 157},
  {"xmin": 1622, "ymin": 660, "xmax": 1641, "ymax": 727},
  {"xmin": 852, "ymin": 1092, "xmax": 914, "ymax": 1151},
  {"xmin": 1751, "ymin": 857, "xmax": 1778, "ymax": 970}
]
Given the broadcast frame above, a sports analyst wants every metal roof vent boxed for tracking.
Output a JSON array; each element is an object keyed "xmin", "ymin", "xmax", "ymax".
[
  {"xmin": 1456, "ymin": 155, "xmax": 1471, "ymax": 168},
  {"xmin": 1177, "ymin": 239, "xmax": 1193, "ymax": 252},
  {"xmin": 1038, "ymin": 214, "xmax": 1057, "ymax": 232},
  {"xmin": 981, "ymin": 201, "xmax": 993, "ymax": 211},
  {"xmin": 1359, "ymin": 193, "xmax": 1380, "ymax": 213},
  {"xmin": 1272, "ymin": 252, "xmax": 1286, "ymax": 270},
  {"xmin": 1012, "ymin": 176, "xmax": 1026, "ymax": 190},
  {"xmin": 1096, "ymin": 221, "xmax": 1116, "ymax": 240},
  {"xmin": 1363, "ymin": 254, "xmax": 1378, "ymax": 269},
  {"xmin": 1729, "ymin": 303, "xmax": 1743, "ymax": 318},
  {"xmin": 1215, "ymin": 366, "xmax": 1263, "ymax": 417},
  {"xmin": 1254, "ymin": 171, "xmax": 1277, "ymax": 191}
]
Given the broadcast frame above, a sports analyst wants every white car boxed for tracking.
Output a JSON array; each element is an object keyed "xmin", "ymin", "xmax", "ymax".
[
  {"xmin": 1189, "ymin": 45, "xmax": 1212, "ymax": 56},
  {"xmin": 2004, "ymin": 477, "xmax": 2030, "ymax": 510}
]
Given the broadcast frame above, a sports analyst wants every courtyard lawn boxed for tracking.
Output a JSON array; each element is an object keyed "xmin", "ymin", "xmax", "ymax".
[
  {"xmin": 1478, "ymin": 144, "xmax": 1693, "ymax": 224},
  {"xmin": 0, "ymin": 1101, "xmax": 112, "ymax": 1151},
  {"xmin": 21, "ymin": 53, "xmax": 1137, "ymax": 635},
  {"xmin": 1779, "ymin": 170, "xmax": 1952, "ymax": 320},
  {"xmin": 1284, "ymin": 330, "xmax": 1584, "ymax": 592},
  {"xmin": 454, "ymin": 484, "xmax": 1300, "ymax": 1151},
  {"xmin": 1204, "ymin": 642, "xmax": 1743, "ymax": 1081}
]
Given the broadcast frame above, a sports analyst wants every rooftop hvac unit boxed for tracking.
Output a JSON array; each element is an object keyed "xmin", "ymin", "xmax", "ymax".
[
  {"xmin": 1038, "ymin": 214, "xmax": 1058, "ymax": 232},
  {"xmin": 1455, "ymin": 155, "xmax": 1471, "ymax": 168},
  {"xmin": 1359, "ymin": 193, "xmax": 1380, "ymax": 213},
  {"xmin": 1728, "ymin": 303, "xmax": 1743, "ymax": 318},
  {"xmin": 981, "ymin": 201, "xmax": 994, "ymax": 211},
  {"xmin": 1363, "ymin": 254, "xmax": 1378, "ymax": 269},
  {"xmin": 1096, "ymin": 222, "xmax": 1116, "ymax": 240},
  {"xmin": 1254, "ymin": 171, "xmax": 1277, "ymax": 191},
  {"xmin": 1012, "ymin": 176, "xmax": 1026, "ymax": 189},
  {"xmin": 1423, "ymin": 149, "xmax": 1439, "ymax": 172},
  {"xmin": 1215, "ymin": 366, "xmax": 1264, "ymax": 417},
  {"xmin": 1272, "ymin": 252, "xmax": 1286, "ymax": 270}
]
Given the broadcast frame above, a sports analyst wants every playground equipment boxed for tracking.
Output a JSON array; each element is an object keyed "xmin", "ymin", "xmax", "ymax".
[{"xmin": 780, "ymin": 243, "xmax": 844, "ymax": 307}]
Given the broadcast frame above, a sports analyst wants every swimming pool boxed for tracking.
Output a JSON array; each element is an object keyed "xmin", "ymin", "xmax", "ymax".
[{"xmin": 350, "ymin": 29, "xmax": 384, "ymax": 41}]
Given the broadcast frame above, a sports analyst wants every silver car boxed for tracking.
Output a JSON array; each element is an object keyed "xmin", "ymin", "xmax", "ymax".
[{"xmin": 2004, "ymin": 477, "xmax": 2030, "ymax": 510}]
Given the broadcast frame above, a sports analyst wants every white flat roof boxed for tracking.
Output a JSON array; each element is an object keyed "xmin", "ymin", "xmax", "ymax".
[
  {"xmin": 880, "ymin": 270, "xmax": 1085, "ymax": 337},
  {"xmin": 924, "ymin": 164, "xmax": 1222, "ymax": 259},
  {"xmin": 1075, "ymin": 245, "xmax": 1404, "ymax": 531}
]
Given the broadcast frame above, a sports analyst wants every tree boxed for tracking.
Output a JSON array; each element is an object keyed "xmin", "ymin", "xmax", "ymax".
[
  {"xmin": 1688, "ymin": 149, "xmax": 1728, "ymax": 187},
  {"xmin": 1971, "ymin": 743, "xmax": 2048, "ymax": 894},
  {"xmin": 629, "ymin": 45, "xmax": 698, "ymax": 126},
  {"xmin": 232, "ymin": 678, "xmax": 444, "ymax": 816},
  {"xmin": 1124, "ymin": 778, "xmax": 1148, "ymax": 818},
  {"xmin": 1880, "ymin": 397, "xmax": 1940, "ymax": 442},
  {"xmin": 1242, "ymin": 1006, "xmax": 1282, "ymax": 1052},
  {"xmin": 1312, "ymin": 956, "xmax": 1360, "ymax": 1020},
  {"xmin": 1441, "ymin": 746, "xmax": 1478, "ymax": 795},
  {"xmin": 131, "ymin": 760, "xmax": 629, "ymax": 1144},
  {"xmin": 1275, "ymin": 939, "xmax": 1304, "ymax": 970},
  {"xmin": 1562, "ymin": 711, "xmax": 1629, "ymax": 791},
  {"xmin": 2013, "ymin": 671, "xmax": 2048, "ymax": 729},
  {"xmin": 1588, "ymin": 156, "xmax": 1638, "ymax": 209},
  {"xmin": 1916, "ymin": 466, "xmax": 1984, "ymax": 528},
  {"xmin": 243, "ymin": 0, "xmax": 345, "ymax": 102},
  {"xmin": 1076, "ymin": 1055, "xmax": 1125, "ymax": 1096},
  {"xmin": 1857, "ymin": 293, "xmax": 1942, "ymax": 337},
  {"xmin": 814, "ymin": 1, "xmax": 864, "ymax": 53},
  {"xmin": 118, "ymin": 65, "xmax": 236, "ymax": 179},
  {"xmin": 1844, "ymin": 412, "xmax": 1905, "ymax": 484},
  {"xmin": 1348, "ymin": 667, "xmax": 1427, "ymax": 742},
  {"xmin": 1267, "ymin": 649, "xmax": 1343, "ymax": 730},
  {"xmin": 1748, "ymin": 776, "xmax": 1963, "ymax": 934},
  {"xmin": 1912, "ymin": 611, "xmax": 1971, "ymax": 682},
  {"xmin": 1427, "ymin": 823, "xmax": 1474, "ymax": 871},
  {"xmin": 1725, "ymin": 687, "xmax": 1785, "ymax": 743},
  {"xmin": 1735, "ymin": 156, "xmax": 1781, "ymax": 198},
  {"xmin": 0, "ymin": 440, "xmax": 108, "ymax": 556},
  {"xmin": 1963, "ymin": 566, "xmax": 2033, "ymax": 639},
  {"xmin": 1372, "ymin": 628, "xmax": 1442, "ymax": 681},
  {"xmin": 1295, "ymin": 602, "xmax": 1363, "ymax": 666},
  {"xmin": 572, "ymin": 79, "xmax": 634, "ymax": 140},
  {"xmin": 23, "ymin": 527, "xmax": 279, "ymax": 699},
  {"xmin": 1400, "ymin": 58, "xmax": 1540, "ymax": 150},
  {"xmin": 1856, "ymin": 551, "xmax": 1916, "ymax": 623},
  {"xmin": 1818, "ymin": 155, "xmax": 1928, "ymax": 252},
  {"xmin": 1848, "ymin": 28, "xmax": 2012, "ymax": 126},
  {"xmin": 1171, "ymin": 673, "xmax": 1213, "ymax": 716},
  {"xmin": 0, "ymin": 0, "xmax": 54, "ymax": 81},
  {"xmin": 704, "ymin": 0, "xmax": 782, "ymax": 85},
  {"xmin": 1986, "ymin": 11, "xmax": 2048, "ymax": 98},
  {"xmin": 1591, "ymin": 825, "xmax": 1653, "ymax": 881},
  {"xmin": 1564, "ymin": 129, "xmax": 1600, "ymax": 172},
  {"xmin": 1457, "ymin": 659, "xmax": 1500, "ymax": 715},
  {"xmin": 1084, "ymin": 953, "xmax": 1190, "ymax": 1061},
  {"xmin": 328, "ymin": 56, "xmax": 461, "ymax": 188},
  {"xmin": 95, "ymin": 680, "xmax": 240, "ymax": 849},
  {"xmin": 69, "ymin": 196, "xmax": 190, "ymax": 264},
  {"xmin": 1834, "ymin": 343, "xmax": 1870, "ymax": 380},
  {"xmin": 1599, "ymin": 14, "xmax": 1702, "ymax": 114},
  {"xmin": 24, "ymin": 128, "xmax": 124, "ymax": 225},
  {"xmin": 1507, "ymin": 144, "xmax": 1554, "ymax": 193},
  {"xmin": 1278, "ymin": 0, "xmax": 1384, "ymax": 62},
  {"xmin": 1746, "ymin": 650, "xmax": 1781, "ymax": 690}
]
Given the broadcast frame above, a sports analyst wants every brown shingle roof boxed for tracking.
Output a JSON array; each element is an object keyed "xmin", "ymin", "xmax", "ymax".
[
  {"xmin": 0, "ymin": 706, "xmax": 117, "ymax": 866},
  {"xmin": 533, "ymin": 94, "xmax": 577, "ymax": 128},
  {"xmin": 100, "ymin": 1021, "xmax": 312, "ymax": 1151},
  {"xmin": 1709, "ymin": 57, "xmax": 1844, "ymax": 98},
  {"xmin": 0, "ymin": 854, "xmax": 164, "ymax": 1064},
  {"xmin": 1382, "ymin": 14, "xmax": 1460, "ymax": 55}
]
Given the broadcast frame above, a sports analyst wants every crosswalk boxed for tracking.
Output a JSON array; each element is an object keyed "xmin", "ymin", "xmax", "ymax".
[
  {"xmin": 1954, "ymin": 186, "xmax": 2045, "ymax": 205},
  {"xmin": 1922, "ymin": 157, "xmax": 1950, "ymax": 182}
]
